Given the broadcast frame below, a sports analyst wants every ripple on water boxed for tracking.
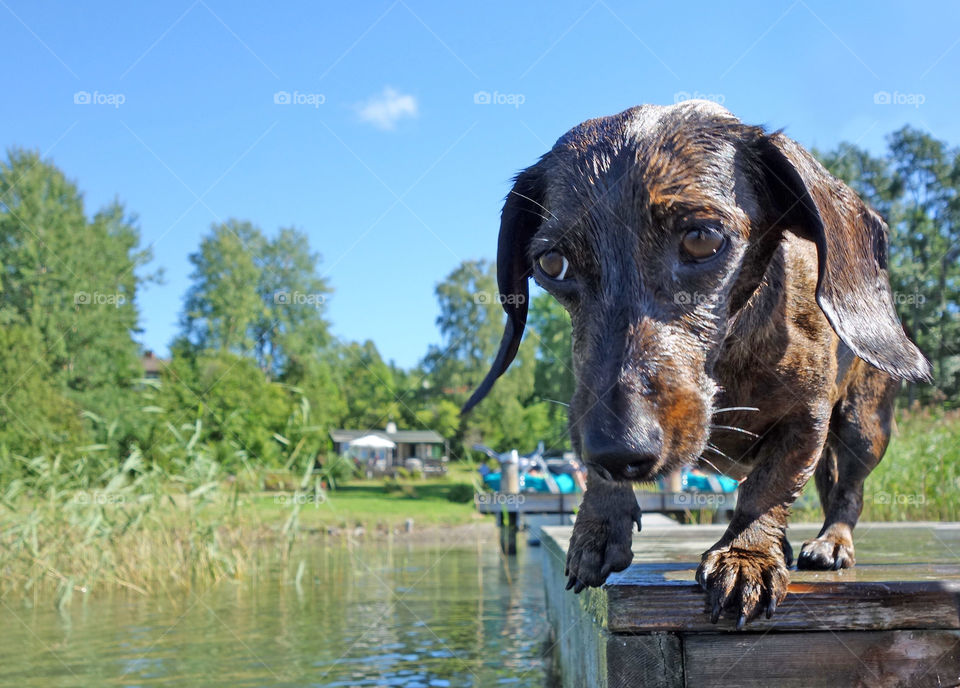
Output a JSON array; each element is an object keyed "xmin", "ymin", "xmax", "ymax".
[{"xmin": 3, "ymin": 541, "xmax": 551, "ymax": 687}]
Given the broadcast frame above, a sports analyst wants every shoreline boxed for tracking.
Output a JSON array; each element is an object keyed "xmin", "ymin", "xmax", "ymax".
[{"xmin": 298, "ymin": 519, "xmax": 497, "ymax": 545}]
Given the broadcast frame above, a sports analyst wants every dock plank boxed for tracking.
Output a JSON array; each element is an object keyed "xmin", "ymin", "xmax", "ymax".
[
  {"xmin": 605, "ymin": 562, "xmax": 960, "ymax": 632},
  {"xmin": 683, "ymin": 631, "xmax": 960, "ymax": 688}
]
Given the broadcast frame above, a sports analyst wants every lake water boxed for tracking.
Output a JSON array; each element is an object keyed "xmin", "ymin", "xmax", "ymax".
[{"xmin": 0, "ymin": 536, "xmax": 554, "ymax": 687}]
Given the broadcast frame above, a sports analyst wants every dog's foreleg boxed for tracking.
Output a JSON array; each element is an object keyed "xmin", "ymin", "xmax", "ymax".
[
  {"xmin": 696, "ymin": 417, "xmax": 826, "ymax": 627},
  {"xmin": 564, "ymin": 468, "xmax": 642, "ymax": 592}
]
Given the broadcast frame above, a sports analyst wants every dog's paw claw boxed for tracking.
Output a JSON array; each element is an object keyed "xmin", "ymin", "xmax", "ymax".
[
  {"xmin": 797, "ymin": 536, "xmax": 855, "ymax": 571},
  {"xmin": 564, "ymin": 505, "xmax": 638, "ymax": 592},
  {"xmin": 565, "ymin": 539, "xmax": 632, "ymax": 591},
  {"xmin": 697, "ymin": 545, "xmax": 789, "ymax": 628}
]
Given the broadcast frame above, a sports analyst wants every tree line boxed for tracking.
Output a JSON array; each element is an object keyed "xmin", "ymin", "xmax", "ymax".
[{"xmin": 0, "ymin": 126, "xmax": 956, "ymax": 479}]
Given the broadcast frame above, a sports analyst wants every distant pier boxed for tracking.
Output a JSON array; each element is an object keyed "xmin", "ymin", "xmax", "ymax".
[{"xmin": 475, "ymin": 490, "xmax": 736, "ymax": 553}]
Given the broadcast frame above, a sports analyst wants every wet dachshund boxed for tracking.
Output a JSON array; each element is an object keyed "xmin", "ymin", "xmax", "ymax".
[{"xmin": 462, "ymin": 101, "xmax": 929, "ymax": 628}]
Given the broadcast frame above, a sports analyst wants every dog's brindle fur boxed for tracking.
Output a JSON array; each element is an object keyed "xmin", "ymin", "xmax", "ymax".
[{"xmin": 462, "ymin": 101, "xmax": 930, "ymax": 628}]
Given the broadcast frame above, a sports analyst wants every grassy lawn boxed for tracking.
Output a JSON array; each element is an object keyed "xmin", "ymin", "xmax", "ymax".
[
  {"xmin": 160, "ymin": 461, "xmax": 486, "ymax": 532},
  {"xmin": 245, "ymin": 477, "xmax": 483, "ymax": 529}
]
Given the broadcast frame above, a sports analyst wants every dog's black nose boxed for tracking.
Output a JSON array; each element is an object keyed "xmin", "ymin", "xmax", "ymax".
[{"xmin": 582, "ymin": 425, "xmax": 662, "ymax": 481}]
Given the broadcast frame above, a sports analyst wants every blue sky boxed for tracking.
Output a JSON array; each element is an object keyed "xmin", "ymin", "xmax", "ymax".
[{"xmin": 4, "ymin": 1, "xmax": 959, "ymax": 368}]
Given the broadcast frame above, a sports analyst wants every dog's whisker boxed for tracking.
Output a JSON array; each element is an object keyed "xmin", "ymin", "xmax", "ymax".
[
  {"xmin": 712, "ymin": 406, "xmax": 759, "ymax": 414},
  {"xmin": 697, "ymin": 455, "xmax": 723, "ymax": 474},
  {"xmin": 543, "ymin": 398, "xmax": 570, "ymax": 407},
  {"xmin": 704, "ymin": 444, "xmax": 735, "ymax": 462},
  {"xmin": 711, "ymin": 424, "xmax": 760, "ymax": 438},
  {"xmin": 521, "ymin": 208, "xmax": 550, "ymax": 223},
  {"xmin": 509, "ymin": 189, "xmax": 558, "ymax": 222}
]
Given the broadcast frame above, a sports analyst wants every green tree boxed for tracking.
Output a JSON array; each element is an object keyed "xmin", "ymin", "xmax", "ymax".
[
  {"xmin": 181, "ymin": 220, "xmax": 265, "ymax": 354},
  {"xmin": 333, "ymin": 339, "xmax": 403, "ymax": 430},
  {"xmin": 174, "ymin": 222, "xmax": 348, "ymax": 468},
  {"xmin": 0, "ymin": 325, "xmax": 86, "ymax": 465},
  {"xmin": 888, "ymin": 128, "xmax": 960, "ymax": 399},
  {"xmin": 254, "ymin": 227, "xmax": 343, "ymax": 449},
  {"xmin": 150, "ymin": 349, "xmax": 292, "ymax": 470},
  {"xmin": 423, "ymin": 259, "xmax": 550, "ymax": 456},
  {"xmin": 528, "ymin": 291, "xmax": 574, "ymax": 449},
  {"xmin": 0, "ymin": 150, "xmax": 150, "ymax": 457},
  {"xmin": 253, "ymin": 227, "xmax": 333, "ymax": 377},
  {"xmin": 423, "ymin": 259, "xmax": 505, "ymax": 395}
]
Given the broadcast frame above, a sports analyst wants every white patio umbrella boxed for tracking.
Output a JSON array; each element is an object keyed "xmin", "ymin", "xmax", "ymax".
[{"xmin": 348, "ymin": 434, "xmax": 396, "ymax": 449}]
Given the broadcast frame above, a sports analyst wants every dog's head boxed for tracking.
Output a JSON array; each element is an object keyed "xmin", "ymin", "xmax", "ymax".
[{"xmin": 463, "ymin": 101, "xmax": 929, "ymax": 482}]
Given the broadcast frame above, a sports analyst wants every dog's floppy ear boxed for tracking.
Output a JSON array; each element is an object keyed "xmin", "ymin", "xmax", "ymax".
[
  {"xmin": 755, "ymin": 132, "xmax": 930, "ymax": 381},
  {"xmin": 462, "ymin": 159, "xmax": 549, "ymax": 414}
]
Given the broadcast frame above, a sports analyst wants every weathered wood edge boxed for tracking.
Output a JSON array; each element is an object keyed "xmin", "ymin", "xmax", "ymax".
[
  {"xmin": 682, "ymin": 630, "xmax": 960, "ymax": 688},
  {"xmin": 606, "ymin": 576, "xmax": 960, "ymax": 633},
  {"xmin": 541, "ymin": 526, "xmax": 960, "ymax": 633},
  {"xmin": 542, "ymin": 531, "xmax": 683, "ymax": 688}
]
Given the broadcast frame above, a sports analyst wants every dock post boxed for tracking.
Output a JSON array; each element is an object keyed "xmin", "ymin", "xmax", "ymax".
[
  {"xmin": 499, "ymin": 510, "xmax": 518, "ymax": 554},
  {"xmin": 666, "ymin": 469, "xmax": 683, "ymax": 492},
  {"xmin": 499, "ymin": 451, "xmax": 520, "ymax": 554}
]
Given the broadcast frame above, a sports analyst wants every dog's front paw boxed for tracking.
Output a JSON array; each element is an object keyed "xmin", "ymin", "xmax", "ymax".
[
  {"xmin": 797, "ymin": 523, "xmax": 855, "ymax": 570},
  {"xmin": 565, "ymin": 496, "xmax": 641, "ymax": 593},
  {"xmin": 696, "ymin": 544, "xmax": 789, "ymax": 629}
]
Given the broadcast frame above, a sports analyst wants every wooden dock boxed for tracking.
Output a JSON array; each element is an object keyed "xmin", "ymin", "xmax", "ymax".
[{"xmin": 541, "ymin": 523, "xmax": 960, "ymax": 687}]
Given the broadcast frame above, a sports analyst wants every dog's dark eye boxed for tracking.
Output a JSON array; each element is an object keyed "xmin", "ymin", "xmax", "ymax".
[
  {"xmin": 681, "ymin": 227, "xmax": 726, "ymax": 262},
  {"xmin": 538, "ymin": 251, "xmax": 570, "ymax": 280}
]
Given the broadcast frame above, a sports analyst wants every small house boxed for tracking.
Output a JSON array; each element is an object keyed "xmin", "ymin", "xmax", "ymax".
[{"xmin": 330, "ymin": 422, "xmax": 448, "ymax": 468}]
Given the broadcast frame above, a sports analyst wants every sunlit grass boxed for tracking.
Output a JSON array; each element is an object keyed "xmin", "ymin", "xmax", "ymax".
[{"xmin": 792, "ymin": 408, "xmax": 960, "ymax": 522}]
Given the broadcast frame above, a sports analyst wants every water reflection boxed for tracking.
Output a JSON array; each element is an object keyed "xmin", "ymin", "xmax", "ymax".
[{"xmin": 0, "ymin": 535, "xmax": 553, "ymax": 687}]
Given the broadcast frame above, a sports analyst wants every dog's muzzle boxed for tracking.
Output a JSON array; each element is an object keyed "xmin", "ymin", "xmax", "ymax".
[{"xmin": 581, "ymin": 402, "xmax": 663, "ymax": 481}]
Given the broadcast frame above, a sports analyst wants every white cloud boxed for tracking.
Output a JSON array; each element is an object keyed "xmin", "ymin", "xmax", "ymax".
[{"xmin": 356, "ymin": 87, "xmax": 418, "ymax": 130}]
